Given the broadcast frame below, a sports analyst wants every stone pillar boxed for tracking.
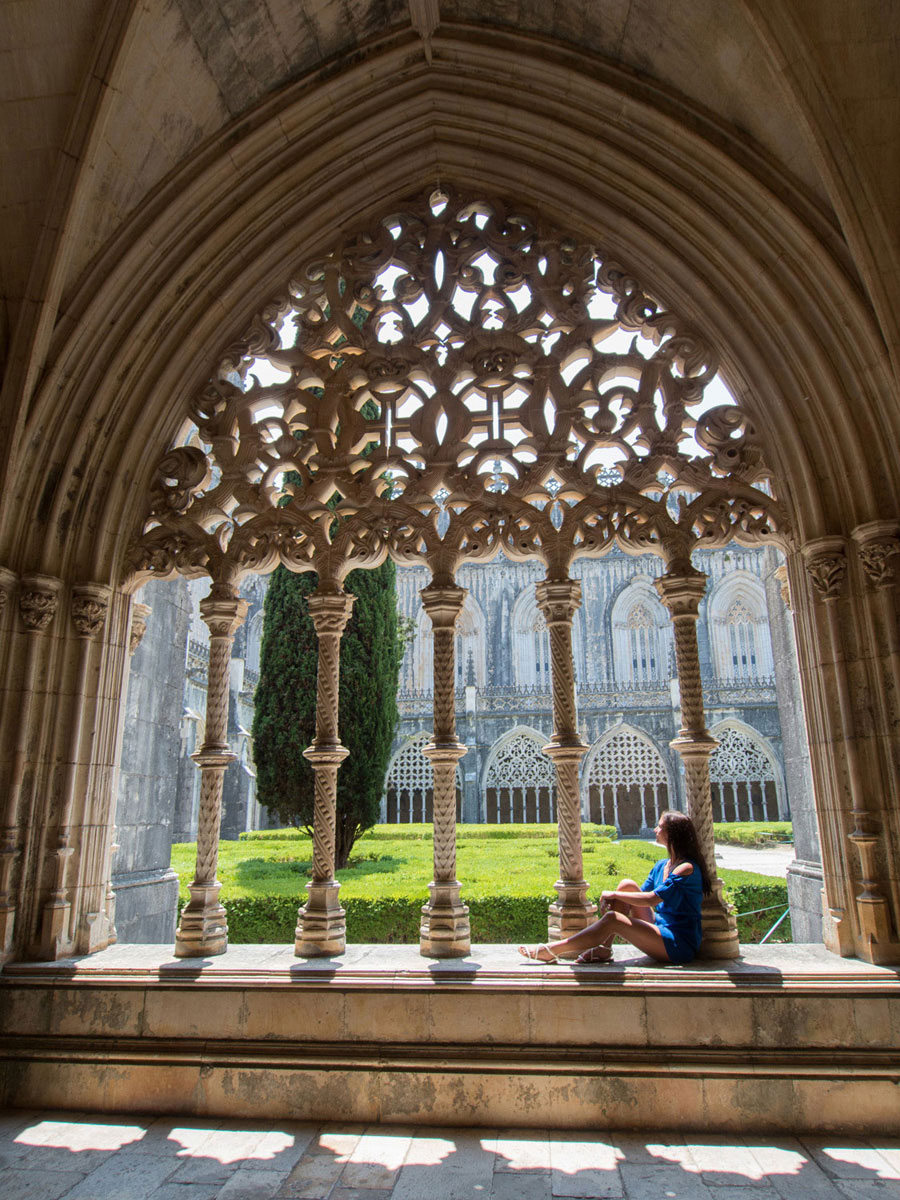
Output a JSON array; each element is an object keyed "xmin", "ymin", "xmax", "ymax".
[
  {"xmin": 174, "ymin": 583, "xmax": 248, "ymax": 958},
  {"xmin": 0, "ymin": 574, "xmax": 61, "ymax": 957},
  {"xmin": 419, "ymin": 584, "xmax": 470, "ymax": 957},
  {"xmin": 535, "ymin": 579, "xmax": 596, "ymax": 941},
  {"xmin": 803, "ymin": 532, "xmax": 900, "ymax": 963},
  {"xmin": 655, "ymin": 567, "xmax": 739, "ymax": 958},
  {"xmin": 39, "ymin": 584, "xmax": 110, "ymax": 959},
  {"xmin": 295, "ymin": 588, "xmax": 355, "ymax": 957}
]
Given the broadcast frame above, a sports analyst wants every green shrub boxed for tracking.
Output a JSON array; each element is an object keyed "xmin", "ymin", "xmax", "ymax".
[
  {"xmin": 239, "ymin": 823, "xmax": 618, "ymax": 843},
  {"xmin": 219, "ymin": 880, "xmax": 790, "ymax": 945},
  {"xmin": 713, "ymin": 822, "xmax": 793, "ymax": 847}
]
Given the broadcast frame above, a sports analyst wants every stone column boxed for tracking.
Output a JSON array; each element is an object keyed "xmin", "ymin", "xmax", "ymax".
[
  {"xmin": 174, "ymin": 583, "xmax": 248, "ymax": 958},
  {"xmin": 535, "ymin": 579, "xmax": 596, "ymax": 941},
  {"xmin": 655, "ymin": 567, "xmax": 739, "ymax": 958},
  {"xmin": 39, "ymin": 584, "xmax": 110, "ymax": 959},
  {"xmin": 419, "ymin": 584, "xmax": 470, "ymax": 957},
  {"xmin": 295, "ymin": 588, "xmax": 355, "ymax": 957},
  {"xmin": 0, "ymin": 574, "xmax": 61, "ymax": 957},
  {"xmin": 805, "ymin": 533, "xmax": 900, "ymax": 963}
]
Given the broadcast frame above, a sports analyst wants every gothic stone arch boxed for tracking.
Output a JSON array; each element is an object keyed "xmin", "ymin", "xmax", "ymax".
[{"xmin": 1, "ymin": 34, "xmax": 898, "ymax": 966}]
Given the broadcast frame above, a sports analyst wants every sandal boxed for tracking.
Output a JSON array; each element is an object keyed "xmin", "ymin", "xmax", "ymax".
[
  {"xmin": 575, "ymin": 945, "xmax": 613, "ymax": 964},
  {"xmin": 518, "ymin": 943, "xmax": 560, "ymax": 964}
]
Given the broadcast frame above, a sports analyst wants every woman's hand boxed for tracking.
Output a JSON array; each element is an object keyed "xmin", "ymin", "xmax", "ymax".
[{"xmin": 599, "ymin": 890, "xmax": 616, "ymax": 911}]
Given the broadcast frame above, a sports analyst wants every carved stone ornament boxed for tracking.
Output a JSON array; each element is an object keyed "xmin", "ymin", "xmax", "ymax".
[
  {"xmin": 129, "ymin": 188, "xmax": 788, "ymax": 589},
  {"xmin": 852, "ymin": 520, "xmax": 900, "ymax": 589},
  {"xmin": 129, "ymin": 602, "xmax": 152, "ymax": 654},
  {"xmin": 18, "ymin": 574, "xmax": 61, "ymax": 632},
  {"xmin": 773, "ymin": 564, "xmax": 791, "ymax": 610},
  {"xmin": 803, "ymin": 538, "xmax": 847, "ymax": 600},
  {"xmin": 71, "ymin": 584, "xmax": 110, "ymax": 638}
]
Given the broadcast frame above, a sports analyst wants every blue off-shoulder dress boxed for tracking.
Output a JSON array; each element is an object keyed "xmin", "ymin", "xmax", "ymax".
[{"xmin": 642, "ymin": 859, "xmax": 703, "ymax": 964}]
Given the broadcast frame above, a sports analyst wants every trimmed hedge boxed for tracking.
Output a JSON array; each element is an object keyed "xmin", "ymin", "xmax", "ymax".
[
  {"xmin": 239, "ymin": 823, "xmax": 618, "ymax": 843},
  {"xmin": 222, "ymin": 881, "xmax": 790, "ymax": 946},
  {"xmin": 712, "ymin": 821, "xmax": 793, "ymax": 847}
]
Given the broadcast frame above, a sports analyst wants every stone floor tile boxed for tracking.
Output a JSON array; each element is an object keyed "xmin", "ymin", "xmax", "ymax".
[
  {"xmin": 146, "ymin": 1185, "xmax": 222, "ymax": 1200},
  {"xmin": 618, "ymin": 1162, "xmax": 712, "ymax": 1199},
  {"xmin": 609, "ymin": 1132, "xmax": 690, "ymax": 1166},
  {"xmin": 277, "ymin": 1150, "xmax": 346, "ymax": 1199},
  {"xmin": 682, "ymin": 1138, "xmax": 768, "ymax": 1185},
  {"xmin": 493, "ymin": 1130, "xmax": 552, "ymax": 1172},
  {"xmin": 799, "ymin": 1139, "xmax": 899, "ymax": 1180},
  {"xmin": 339, "ymin": 1128, "xmax": 414, "ymax": 1189},
  {"xmin": 169, "ymin": 1155, "xmax": 236, "ymax": 1184},
  {"xmin": 391, "ymin": 1129, "xmax": 495, "ymax": 1200},
  {"xmin": 331, "ymin": 1189, "xmax": 402, "ymax": 1200},
  {"xmin": 0, "ymin": 1167, "xmax": 88, "ymax": 1200},
  {"xmin": 60, "ymin": 1149, "xmax": 180, "ymax": 1198},
  {"xmin": 116, "ymin": 1116, "xmax": 223, "ymax": 1156},
  {"xmin": 306, "ymin": 1129, "xmax": 364, "ymax": 1161},
  {"xmin": 0, "ymin": 1111, "xmax": 42, "ymax": 1140},
  {"xmin": 240, "ymin": 1128, "xmax": 319, "ymax": 1174},
  {"xmin": 834, "ymin": 1183, "xmax": 900, "ymax": 1199},
  {"xmin": 6, "ymin": 1144, "xmax": 112, "ymax": 1174},
  {"xmin": 549, "ymin": 1132, "xmax": 622, "ymax": 1199},
  {"xmin": 867, "ymin": 1144, "xmax": 900, "ymax": 1175},
  {"xmin": 706, "ymin": 1189, "xmax": 779, "ymax": 1200},
  {"xmin": 491, "ymin": 1168, "xmax": 553, "ymax": 1199},
  {"xmin": 217, "ymin": 1167, "xmax": 290, "ymax": 1199},
  {"xmin": 741, "ymin": 1141, "xmax": 850, "ymax": 1200}
]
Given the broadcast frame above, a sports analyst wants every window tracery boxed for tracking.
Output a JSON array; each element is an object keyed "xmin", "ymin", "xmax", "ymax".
[
  {"xmin": 484, "ymin": 730, "xmax": 556, "ymax": 822},
  {"xmin": 610, "ymin": 579, "xmax": 669, "ymax": 685},
  {"xmin": 585, "ymin": 728, "xmax": 670, "ymax": 833},
  {"xmin": 709, "ymin": 576, "xmax": 773, "ymax": 682},
  {"xmin": 383, "ymin": 733, "xmax": 462, "ymax": 822},
  {"xmin": 128, "ymin": 188, "xmax": 787, "ymax": 590},
  {"xmin": 708, "ymin": 724, "xmax": 780, "ymax": 821}
]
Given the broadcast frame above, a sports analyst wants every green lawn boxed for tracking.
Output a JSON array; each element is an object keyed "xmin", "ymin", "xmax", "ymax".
[{"xmin": 170, "ymin": 823, "xmax": 792, "ymax": 944}]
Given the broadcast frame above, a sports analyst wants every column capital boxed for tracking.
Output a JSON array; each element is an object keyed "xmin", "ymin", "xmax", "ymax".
[
  {"xmin": 199, "ymin": 587, "xmax": 249, "ymax": 637},
  {"xmin": 420, "ymin": 583, "xmax": 467, "ymax": 628},
  {"xmin": 307, "ymin": 589, "xmax": 354, "ymax": 635},
  {"xmin": 18, "ymin": 574, "xmax": 62, "ymax": 632},
  {"xmin": 802, "ymin": 536, "xmax": 847, "ymax": 599},
  {"xmin": 129, "ymin": 602, "xmax": 152, "ymax": 654},
  {"xmin": 852, "ymin": 520, "xmax": 900, "ymax": 589},
  {"xmin": 535, "ymin": 578, "xmax": 582, "ymax": 624},
  {"xmin": 71, "ymin": 583, "xmax": 111, "ymax": 639},
  {"xmin": 654, "ymin": 567, "xmax": 707, "ymax": 617}
]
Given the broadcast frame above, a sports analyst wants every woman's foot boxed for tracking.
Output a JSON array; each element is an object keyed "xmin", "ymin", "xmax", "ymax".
[
  {"xmin": 518, "ymin": 943, "xmax": 560, "ymax": 964},
  {"xmin": 575, "ymin": 945, "xmax": 613, "ymax": 964}
]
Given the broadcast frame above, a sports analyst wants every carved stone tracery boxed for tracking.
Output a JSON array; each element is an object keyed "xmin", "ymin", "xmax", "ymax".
[{"xmin": 126, "ymin": 189, "xmax": 789, "ymax": 959}]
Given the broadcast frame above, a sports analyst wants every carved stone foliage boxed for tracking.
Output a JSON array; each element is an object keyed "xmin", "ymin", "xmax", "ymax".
[
  {"xmin": 18, "ymin": 576, "xmax": 60, "ymax": 632},
  {"xmin": 129, "ymin": 189, "xmax": 787, "ymax": 586},
  {"xmin": 71, "ymin": 585, "xmax": 110, "ymax": 639}
]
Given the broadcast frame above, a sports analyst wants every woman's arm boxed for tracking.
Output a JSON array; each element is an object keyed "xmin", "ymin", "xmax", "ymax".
[{"xmin": 600, "ymin": 888, "xmax": 660, "ymax": 909}]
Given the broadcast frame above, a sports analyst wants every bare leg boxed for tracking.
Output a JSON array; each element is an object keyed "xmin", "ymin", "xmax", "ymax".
[{"xmin": 546, "ymin": 878, "xmax": 671, "ymax": 962}]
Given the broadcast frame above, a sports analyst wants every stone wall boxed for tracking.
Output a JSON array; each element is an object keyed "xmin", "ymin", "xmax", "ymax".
[{"xmin": 113, "ymin": 578, "xmax": 192, "ymax": 943}]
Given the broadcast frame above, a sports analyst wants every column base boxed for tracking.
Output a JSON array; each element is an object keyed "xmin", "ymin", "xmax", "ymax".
[
  {"xmin": 548, "ymin": 880, "xmax": 597, "ymax": 944},
  {"xmin": 296, "ymin": 880, "xmax": 346, "ymax": 957},
  {"xmin": 854, "ymin": 896, "xmax": 900, "ymax": 965},
  {"xmin": 39, "ymin": 899, "xmax": 71, "ymax": 960},
  {"xmin": 699, "ymin": 885, "xmax": 740, "ymax": 959},
  {"xmin": 174, "ymin": 882, "xmax": 227, "ymax": 958},
  {"xmin": 420, "ymin": 880, "xmax": 470, "ymax": 958}
]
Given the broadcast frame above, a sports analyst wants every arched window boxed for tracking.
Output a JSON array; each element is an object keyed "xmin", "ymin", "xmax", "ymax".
[
  {"xmin": 511, "ymin": 588, "xmax": 583, "ymax": 688},
  {"xmin": 584, "ymin": 726, "xmax": 670, "ymax": 834},
  {"xmin": 708, "ymin": 575, "xmax": 774, "ymax": 682},
  {"xmin": 709, "ymin": 723, "xmax": 781, "ymax": 821},
  {"xmin": 483, "ymin": 729, "xmax": 556, "ymax": 822},
  {"xmin": 244, "ymin": 610, "xmax": 264, "ymax": 676},
  {"xmin": 610, "ymin": 579, "xmax": 669, "ymax": 685},
  {"xmin": 409, "ymin": 596, "xmax": 486, "ymax": 693},
  {"xmin": 383, "ymin": 733, "xmax": 462, "ymax": 822}
]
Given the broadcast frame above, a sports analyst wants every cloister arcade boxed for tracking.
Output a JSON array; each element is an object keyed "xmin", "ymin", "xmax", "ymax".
[{"xmin": 109, "ymin": 187, "xmax": 797, "ymax": 962}]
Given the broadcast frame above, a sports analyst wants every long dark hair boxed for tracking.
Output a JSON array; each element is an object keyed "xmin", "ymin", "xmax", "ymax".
[{"xmin": 658, "ymin": 810, "xmax": 712, "ymax": 895}]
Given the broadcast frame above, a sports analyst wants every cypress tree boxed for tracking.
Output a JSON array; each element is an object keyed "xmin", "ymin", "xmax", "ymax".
[{"xmin": 251, "ymin": 559, "xmax": 401, "ymax": 868}]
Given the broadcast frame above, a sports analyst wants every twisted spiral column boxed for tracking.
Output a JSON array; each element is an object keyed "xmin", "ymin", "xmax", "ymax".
[
  {"xmin": 296, "ymin": 588, "xmax": 355, "ymax": 957},
  {"xmin": 536, "ymin": 579, "xmax": 596, "ymax": 941},
  {"xmin": 175, "ymin": 584, "xmax": 248, "ymax": 958},
  {"xmin": 655, "ymin": 568, "xmax": 739, "ymax": 959},
  {"xmin": 419, "ymin": 583, "xmax": 470, "ymax": 958}
]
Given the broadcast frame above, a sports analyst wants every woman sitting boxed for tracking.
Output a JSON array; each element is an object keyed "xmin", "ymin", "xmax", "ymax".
[{"xmin": 519, "ymin": 809, "xmax": 711, "ymax": 965}]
